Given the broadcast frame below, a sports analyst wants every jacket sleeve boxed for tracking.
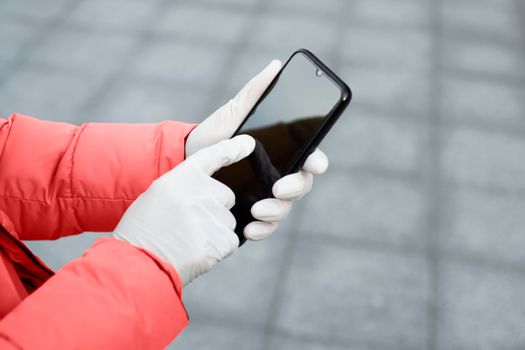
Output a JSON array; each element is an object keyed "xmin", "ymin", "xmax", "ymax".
[
  {"xmin": 0, "ymin": 113, "xmax": 196, "ymax": 240},
  {"xmin": 0, "ymin": 237, "xmax": 188, "ymax": 350}
]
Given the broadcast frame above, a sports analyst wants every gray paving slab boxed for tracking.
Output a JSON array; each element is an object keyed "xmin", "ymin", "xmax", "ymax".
[
  {"xmin": 441, "ymin": 76, "xmax": 525, "ymax": 128},
  {"xmin": 437, "ymin": 261, "xmax": 525, "ymax": 350},
  {"xmin": 28, "ymin": 27, "xmax": 138, "ymax": 77},
  {"xmin": 167, "ymin": 321, "xmax": 264, "ymax": 350},
  {"xmin": 442, "ymin": 127, "xmax": 525, "ymax": 191},
  {"xmin": 88, "ymin": 78, "xmax": 212, "ymax": 124},
  {"xmin": 440, "ymin": 187, "xmax": 525, "ymax": 266},
  {"xmin": 127, "ymin": 40, "xmax": 230, "ymax": 88},
  {"xmin": 249, "ymin": 13, "xmax": 339, "ymax": 57},
  {"xmin": 181, "ymin": 0, "xmax": 260, "ymax": 8},
  {"xmin": 276, "ymin": 241, "xmax": 429, "ymax": 349},
  {"xmin": 0, "ymin": 60, "xmax": 8, "ymax": 80},
  {"xmin": 0, "ymin": 18, "xmax": 42, "ymax": 62},
  {"xmin": 266, "ymin": 0, "xmax": 346, "ymax": 16},
  {"xmin": 155, "ymin": 3, "xmax": 251, "ymax": 44},
  {"xmin": 442, "ymin": 39, "xmax": 525, "ymax": 80},
  {"xmin": 0, "ymin": 0, "xmax": 73, "ymax": 22},
  {"xmin": 180, "ymin": 232, "xmax": 288, "ymax": 327},
  {"xmin": 298, "ymin": 171, "xmax": 425, "ymax": 248},
  {"xmin": 441, "ymin": 1, "xmax": 522, "ymax": 44},
  {"xmin": 0, "ymin": 67, "xmax": 99, "ymax": 121},
  {"xmin": 322, "ymin": 107, "xmax": 424, "ymax": 172},
  {"xmin": 0, "ymin": 0, "xmax": 72, "ymax": 23},
  {"xmin": 340, "ymin": 27, "xmax": 431, "ymax": 69},
  {"xmin": 64, "ymin": 0, "xmax": 163, "ymax": 31},
  {"xmin": 271, "ymin": 335, "xmax": 364, "ymax": 350},
  {"xmin": 340, "ymin": 63, "xmax": 430, "ymax": 116},
  {"xmin": 350, "ymin": 0, "xmax": 431, "ymax": 29},
  {"xmin": 451, "ymin": 0, "xmax": 518, "ymax": 7}
]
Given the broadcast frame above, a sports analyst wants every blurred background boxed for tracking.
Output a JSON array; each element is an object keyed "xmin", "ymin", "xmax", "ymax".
[{"xmin": 1, "ymin": 0, "xmax": 525, "ymax": 348}]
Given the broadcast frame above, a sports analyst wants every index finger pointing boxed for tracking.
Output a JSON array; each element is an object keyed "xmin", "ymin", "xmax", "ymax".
[{"xmin": 188, "ymin": 135, "xmax": 256, "ymax": 176}]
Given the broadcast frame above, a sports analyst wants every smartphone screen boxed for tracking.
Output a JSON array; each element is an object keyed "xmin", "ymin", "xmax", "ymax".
[{"xmin": 213, "ymin": 50, "xmax": 348, "ymax": 243}]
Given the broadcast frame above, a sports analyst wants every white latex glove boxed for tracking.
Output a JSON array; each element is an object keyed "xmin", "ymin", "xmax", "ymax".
[
  {"xmin": 186, "ymin": 60, "xmax": 329, "ymax": 241},
  {"xmin": 113, "ymin": 135, "xmax": 255, "ymax": 286}
]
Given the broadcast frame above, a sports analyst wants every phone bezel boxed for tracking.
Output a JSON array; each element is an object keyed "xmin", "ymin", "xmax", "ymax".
[{"xmin": 233, "ymin": 48, "xmax": 352, "ymax": 179}]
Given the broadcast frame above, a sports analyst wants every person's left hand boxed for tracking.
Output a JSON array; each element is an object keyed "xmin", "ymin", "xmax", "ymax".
[{"xmin": 185, "ymin": 60, "xmax": 329, "ymax": 241}]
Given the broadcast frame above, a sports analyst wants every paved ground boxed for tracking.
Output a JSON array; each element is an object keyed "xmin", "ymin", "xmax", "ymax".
[{"xmin": 2, "ymin": 0, "xmax": 525, "ymax": 349}]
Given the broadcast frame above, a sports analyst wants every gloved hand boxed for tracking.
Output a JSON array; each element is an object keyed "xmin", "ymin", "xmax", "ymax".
[
  {"xmin": 186, "ymin": 60, "xmax": 329, "ymax": 241},
  {"xmin": 113, "ymin": 135, "xmax": 255, "ymax": 285}
]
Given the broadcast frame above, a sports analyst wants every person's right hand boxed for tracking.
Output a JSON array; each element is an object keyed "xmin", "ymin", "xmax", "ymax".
[{"xmin": 113, "ymin": 135, "xmax": 256, "ymax": 286}]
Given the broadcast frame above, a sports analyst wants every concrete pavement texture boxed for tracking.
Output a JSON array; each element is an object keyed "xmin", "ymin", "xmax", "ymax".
[{"xmin": 1, "ymin": 0, "xmax": 524, "ymax": 348}]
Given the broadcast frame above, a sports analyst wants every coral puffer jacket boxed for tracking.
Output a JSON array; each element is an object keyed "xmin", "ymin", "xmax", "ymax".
[{"xmin": 0, "ymin": 113, "xmax": 196, "ymax": 349}]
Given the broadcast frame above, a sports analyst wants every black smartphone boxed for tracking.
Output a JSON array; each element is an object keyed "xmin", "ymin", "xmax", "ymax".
[{"xmin": 214, "ymin": 49, "xmax": 351, "ymax": 245}]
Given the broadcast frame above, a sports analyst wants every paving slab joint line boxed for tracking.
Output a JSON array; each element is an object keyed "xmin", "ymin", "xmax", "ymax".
[
  {"xmin": 78, "ymin": 0, "xmax": 182, "ymax": 117},
  {"xmin": 517, "ymin": 0, "xmax": 525, "ymax": 57},
  {"xmin": 424, "ymin": 0, "xmax": 444, "ymax": 349}
]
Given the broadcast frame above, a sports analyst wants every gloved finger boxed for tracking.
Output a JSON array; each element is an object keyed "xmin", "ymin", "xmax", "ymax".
[
  {"xmin": 272, "ymin": 170, "xmax": 313, "ymax": 200},
  {"xmin": 185, "ymin": 60, "xmax": 282, "ymax": 156},
  {"xmin": 223, "ymin": 230, "xmax": 239, "ymax": 258},
  {"xmin": 212, "ymin": 205, "xmax": 237, "ymax": 231},
  {"xmin": 189, "ymin": 135, "xmax": 256, "ymax": 176},
  {"xmin": 303, "ymin": 148, "xmax": 329, "ymax": 174},
  {"xmin": 207, "ymin": 177, "xmax": 236, "ymax": 209},
  {"xmin": 209, "ymin": 222, "xmax": 239, "ymax": 259},
  {"xmin": 225, "ymin": 210, "xmax": 237, "ymax": 231},
  {"xmin": 223, "ymin": 234, "xmax": 239, "ymax": 258},
  {"xmin": 251, "ymin": 198, "xmax": 292, "ymax": 222},
  {"xmin": 244, "ymin": 221, "xmax": 279, "ymax": 241}
]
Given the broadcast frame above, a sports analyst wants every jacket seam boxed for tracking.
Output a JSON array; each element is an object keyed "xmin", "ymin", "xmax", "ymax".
[
  {"xmin": 66, "ymin": 122, "xmax": 87, "ymax": 199},
  {"xmin": 156, "ymin": 122, "xmax": 164, "ymax": 178},
  {"xmin": 0, "ymin": 195, "xmax": 135, "ymax": 203},
  {"xmin": 58, "ymin": 196, "xmax": 135, "ymax": 201}
]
